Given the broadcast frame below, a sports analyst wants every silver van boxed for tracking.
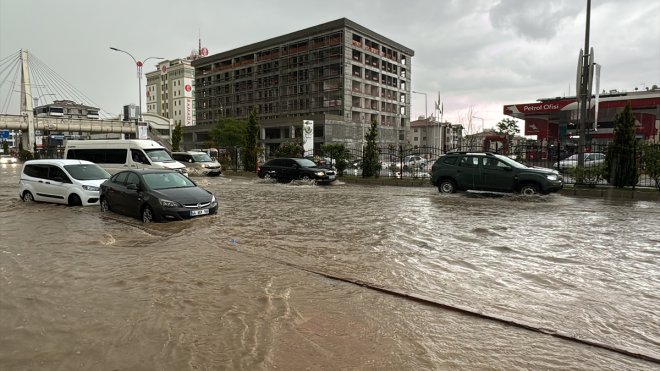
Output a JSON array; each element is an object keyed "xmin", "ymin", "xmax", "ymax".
[{"xmin": 172, "ymin": 151, "xmax": 222, "ymax": 176}]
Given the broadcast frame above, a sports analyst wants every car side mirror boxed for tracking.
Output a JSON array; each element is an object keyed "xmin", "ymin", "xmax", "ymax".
[
  {"xmin": 503, "ymin": 166, "xmax": 513, "ymax": 171},
  {"xmin": 53, "ymin": 176, "xmax": 64, "ymax": 182},
  {"xmin": 127, "ymin": 183, "xmax": 139, "ymax": 190}
]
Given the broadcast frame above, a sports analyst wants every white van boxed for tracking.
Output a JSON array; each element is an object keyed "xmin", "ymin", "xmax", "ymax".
[
  {"xmin": 19, "ymin": 159, "xmax": 111, "ymax": 206},
  {"xmin": 64, "ymin": 139, "xmax": 187, "ymax": 176}
]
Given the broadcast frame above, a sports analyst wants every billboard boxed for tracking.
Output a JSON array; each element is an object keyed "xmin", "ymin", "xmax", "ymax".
[{"xmin": 302, "ymin": 120, "xmax": 314, "ymax": 156}]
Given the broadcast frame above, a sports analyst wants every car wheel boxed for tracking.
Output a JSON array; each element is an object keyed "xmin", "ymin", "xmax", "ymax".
[
  {"xmin": 22, "ymin": 191, "xmax": 34, "ymax": 202},
  {"xmin": 520, "ymin": 183, "xmax": 539, "ymax": 196},
  {"xmin": 300, "ymin": 174, "xmax": 311, "ymax": 181},
  {"xmin": 68, "ymin": 194, "xmax": 82, "ymax": 206},
  {"xmin": 264, "ymin": 173, "xmax": 273, "ymax": 181},
  {"xmin": 100, "ymin": 197, "xmax": 111, "ymax": 212},
  {"xmin": 438, "ymin": 179, "xmax": 456, "ymax": 193},
  {"xmin": 142, "ymin": 205, "xmax": 155, "ymax": 223}
]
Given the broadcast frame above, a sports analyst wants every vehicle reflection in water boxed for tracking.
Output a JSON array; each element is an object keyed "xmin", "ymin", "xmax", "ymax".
[{"xmin": 0, "ymin": 165, "xmax": 658, "ymax": 370}]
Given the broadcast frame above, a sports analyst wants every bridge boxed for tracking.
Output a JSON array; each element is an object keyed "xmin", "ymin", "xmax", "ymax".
[{"xmin": 0, "ymin": 49, "xmax": 172, "ymax": 153}]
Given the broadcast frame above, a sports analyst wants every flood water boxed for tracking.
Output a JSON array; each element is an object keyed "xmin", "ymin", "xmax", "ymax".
[{"xmin": 1, "ymin": 163, "xmax": 659, "ymax": 371}]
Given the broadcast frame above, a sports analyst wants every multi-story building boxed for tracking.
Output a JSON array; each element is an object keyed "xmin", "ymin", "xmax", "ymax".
[
  {"xmin": 189, "ymin": 18, "xmax": 414, "ymax": 155},
  {"xmin": 410, "ymin": 117, "xmax": 464, "ymax": 152},
  {"xmin": 146, "ymin": 58, "xmax": 196, "ymax": 127}
]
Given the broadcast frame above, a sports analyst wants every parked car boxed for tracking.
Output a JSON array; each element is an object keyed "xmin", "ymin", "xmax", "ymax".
[
  {"xmin": 553, "ymin": 152, "xmax": 605, "ymax": 171},
  {"xmin": 398, "ymin": 155, "xmax": 427, "ymax": 169},
  {"xmin": 430, "ymin": 152, "xmax": 563, "ymax": 195},
  {"xmin": 99, "ymin": 169, "xmax": 218, "ymax": 223},
  {"xmin": 257, "ymin": 158, "xmax": 337, "ymax": 183},
  {"xmin": 172, "ymin": 151, "xmax": 222, "ymax": 176},
  {"xmin": 19, "ymin": 159, "xmax": 111, "ymax": 206}
]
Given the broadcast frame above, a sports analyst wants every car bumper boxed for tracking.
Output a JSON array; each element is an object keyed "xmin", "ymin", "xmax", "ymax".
[
  {"xmin": 157, "ymin": 203, "xmax": 219, "ymax": 221},
  {"xmin": 81, "ymin": 190, "xmax": 101, "ymax": 206}
]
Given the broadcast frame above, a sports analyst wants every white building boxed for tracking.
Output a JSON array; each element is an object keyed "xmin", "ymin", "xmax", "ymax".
[{"xmin": 146, "ymin": 58, "xmax": 196, "ymax": 127}]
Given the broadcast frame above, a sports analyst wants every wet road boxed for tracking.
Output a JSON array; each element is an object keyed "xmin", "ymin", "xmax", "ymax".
[{"xmin": 1, "ymin": 163, "xmax": 659, "ymax": 370}]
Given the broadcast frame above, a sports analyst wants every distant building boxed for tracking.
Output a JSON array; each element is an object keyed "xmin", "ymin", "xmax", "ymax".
[
  {"xmin": 410, "ymin": 117, "xmax": 463, "ymax": 152},
  {"xmin": 33, "ymin": 100, "xmax": 100, "ymax": 148},
  {"xmin": 189, "ymin": 18, "xmax": 414, "ymax": 155},
  {"xmin": 146, "ymin": 58, "xmax": 196, "ymax": 127}
]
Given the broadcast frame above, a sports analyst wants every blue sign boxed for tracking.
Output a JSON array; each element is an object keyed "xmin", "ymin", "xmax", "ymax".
[{"xmin": 1, "ymin": 130, "xmax": 9, "ymax": 139}]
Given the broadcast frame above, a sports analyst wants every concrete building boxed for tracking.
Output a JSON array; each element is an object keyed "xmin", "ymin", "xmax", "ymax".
[
  {"xmin": 188, "ymin": 18, "xmax": 414, "ymax": 155},
  {"xmin": 146, "ymin": 58, "xmax": 196, "ymax": 127},
  {"xmin": 410, "ymin": 117, "xmax": 464, "ymax": 152}
]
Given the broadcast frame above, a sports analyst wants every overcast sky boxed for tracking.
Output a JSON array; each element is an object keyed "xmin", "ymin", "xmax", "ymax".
[{"xmin": 1, "ymin": 0, "xmax": 658, "ymax": 133}]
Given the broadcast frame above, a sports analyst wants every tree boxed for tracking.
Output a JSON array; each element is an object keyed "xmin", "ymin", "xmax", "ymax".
[
  {"xmin": 641, "ymin": 143, "xmax": 660, "ymax": 190},
  {"xmin": 2, "ymin": 139, "xmax": 8, "ymax": 154},
  {"xmin": 274, "ymin": 142, "xmax": 304, "ymax": 157},
  {"xmin": 171, "ymin": 122, "xmax": 182, "ymax": 151},
  {"xmin": 242, "ymin": 108, "xmax": 260, "ymax": 172},
  {"xmin": 495, "ymin": 118, "xmax": 520, "ymax": 146},
  {"xmin": 362, "ymin": 119, "xmax": 381, "ymax": 178},
  {"xmin": 321, "ymin": 143, "xmax": 350, "ymax": 175},
  {"xmin": 603, "ymin": 103, "xmax": 639, "ymax": 187},
  {"xmin": 210, "ymin": 118, "xmax": 247, "ymax": 148}
]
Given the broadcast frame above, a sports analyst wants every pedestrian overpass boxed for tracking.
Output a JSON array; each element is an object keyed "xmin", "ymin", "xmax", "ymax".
[{"xmin": 0, "ymin": 49, "xmax": 173, "ymax": 152}]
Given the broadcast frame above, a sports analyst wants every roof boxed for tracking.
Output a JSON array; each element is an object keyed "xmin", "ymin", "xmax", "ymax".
[
  {"xmin": 24, "ymin": 159, "xmax": 95, "ymax": 165},
  {"xmin": 193, "ymin": 18, "xmax": 414, "ymax": 67}
]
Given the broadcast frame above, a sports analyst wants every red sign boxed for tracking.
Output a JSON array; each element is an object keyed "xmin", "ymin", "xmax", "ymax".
[
  {"xmin": 504, "ymin": 100, "xmax": 574, "ymax": 115},
  {"xmin": 185, "ymin": 84, "xmax": 192, "ymax": 92}
]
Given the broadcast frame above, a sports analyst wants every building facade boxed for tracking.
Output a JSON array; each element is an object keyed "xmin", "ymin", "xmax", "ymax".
[
  {"xmin": 410, "ymin": 117, "xmax": 464, "ymax": 152},
  {"xmin": 146, "ymin": 58, "xmax": 196, "ymax": 127},
  {"xmin": 189, "ymin": 18, "xmax": 414, "ymax": 155}
]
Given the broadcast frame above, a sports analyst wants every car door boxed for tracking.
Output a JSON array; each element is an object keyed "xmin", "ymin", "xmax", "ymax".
[
  {"xmin": 104, "ymin": 172, "xmax": 129, "ymax": 214},
  {"xmin": 281, "ymin": 159, "xmax": 299, "ymax": 181},
  {"xmin": 122, "ymin": 172, "xmax": 143, "ymax": 219},
  {"xmin": 478, "ymin": 157, "xmax": 515, "ymax": 192},
  {"xmin": 456, "ymin": 156, "xmax": 479, "ymax": 190},
  {"xmin": 43, "ymin": 165, "xmax": 72, "ymax": 204}
]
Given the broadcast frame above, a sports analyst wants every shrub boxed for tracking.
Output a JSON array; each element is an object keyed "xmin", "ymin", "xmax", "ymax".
[{"xmin": 570, "ymin": 164, "xmax": 604, "ymax": 187}]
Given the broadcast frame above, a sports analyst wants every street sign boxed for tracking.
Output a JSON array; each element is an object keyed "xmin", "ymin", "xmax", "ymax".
[{"xmin": 1, "ymin": 130, "xmax": 9, "ymax": 139}]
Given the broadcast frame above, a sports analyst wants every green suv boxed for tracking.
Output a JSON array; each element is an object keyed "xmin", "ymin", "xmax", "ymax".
[{"xmin": 430, "ymin": 152, "xmax": 563, "ymax": 195}]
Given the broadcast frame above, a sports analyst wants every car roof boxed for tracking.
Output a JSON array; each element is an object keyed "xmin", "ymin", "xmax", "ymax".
[
  {"xmin": 24, "ymin": 159, "xmax": 95, "ymax": 166},
  {"xmin": 172, "ymin": 151, "xmax": 205, "ymax": 155},
  {"xmin": 116, "ymin": 168, "xmax": 179, "ymax": 175}
]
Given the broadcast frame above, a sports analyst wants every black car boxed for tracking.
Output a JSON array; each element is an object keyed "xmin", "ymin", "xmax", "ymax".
[
  {"xmin": 257, "ymin": 158, "xmax": 337, "ymax": 183},
  {"xmin": 430, "ymin": 152, "xmax": 563, "ymax": 195},
  {"xmin": 99, "ymin": 169, "xmax": 218, "ymax": 222}
]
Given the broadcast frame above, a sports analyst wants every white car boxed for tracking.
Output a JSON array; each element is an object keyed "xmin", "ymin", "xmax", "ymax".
[
  {"xmin": 553, "ymin": 153, "xmax": 605, "ymax": 170},
  {"xmin": 19, "ymin": 159, "xmax": 111, "ymax": 206}
]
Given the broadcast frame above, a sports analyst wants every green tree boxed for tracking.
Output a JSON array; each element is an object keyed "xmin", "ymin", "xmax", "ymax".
[
  {"xmin": 171, "ymin": 122, "xmax": 182, "ymax": 151},
  {"xmin": 321, "ymin": 143, "xmax": 350, "ymax": 175},
  {"xmin": 604, "ymin": 103, "xmax": 639, "ymax": 187},
  {"xmin": 210, "ymin": 118, "xmax": 247, "ymax": 148},
  {"xmin": 641, "ymin": 143, "xmax": 660, "ymax": 190},
  {"xmin": 495, "ymin": 118, "xmax": 520, "ymax": 152},
  {"xmin": 242, "ymin": 108, "xmax": 260, "ymax": 172},
  {"xmin": 362, "ymin": 119, "xmax": 381, "ymax": 178},
  {"xmin": 274, "ymin": 142, "xmax": 304, "ymax": 157},
  {"xmin": 2, "ymin": 139, "xmax": 9, "ymax": 154}
]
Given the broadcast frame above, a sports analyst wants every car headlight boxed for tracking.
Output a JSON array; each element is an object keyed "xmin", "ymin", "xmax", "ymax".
[
  {"xmin": 211, "ymin": 195, "xmax": 217, "ymax": 205},
  {"xmin": 314, "ymin": 171, "xmax": 325, "ymax": 177},
  {"xmin": 159, "ymin": 199, "xmax": 182, "ymax": 208},
  {"xmin": 546, "ymin": 174, "xmax": 559, "ymax": 181},
  {"xmin": 82, "ymin": 185, "xmax": 99, "ymax": 191},
  {"xmin": 202, "ymin": 164, "xmax": 210, "ymax": 168}
]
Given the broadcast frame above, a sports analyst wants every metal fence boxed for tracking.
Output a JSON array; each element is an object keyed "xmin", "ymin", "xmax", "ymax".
[{"xmin": 326, "ymin": 143, "xmax": 658, "ymax": 189}]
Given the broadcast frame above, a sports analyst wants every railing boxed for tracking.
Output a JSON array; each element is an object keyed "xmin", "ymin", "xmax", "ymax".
[{"xmin": 332, "ymin": 143, "xmax": 659, "ymax": 189}]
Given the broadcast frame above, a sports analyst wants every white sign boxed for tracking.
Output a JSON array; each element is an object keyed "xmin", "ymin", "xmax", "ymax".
[
  {"xmin": 138, "ymin": 125, "xmax": 148, "ymax": 139},
  {"xmin": 302, "ymin": 120, "xmax": 314, "ymax": 157}
]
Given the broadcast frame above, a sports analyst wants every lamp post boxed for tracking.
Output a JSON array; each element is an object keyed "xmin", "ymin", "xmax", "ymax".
[
  {"xmin": 472, "ymin": 116, "xmax": 484, "ymax": 133},
  {"xmin": 412, "ymin": 91, "xmax": 429, "ymax": 146},
  {"xmin": 109, "ymin": 47, "xmax": 163, "ymax": 122}
]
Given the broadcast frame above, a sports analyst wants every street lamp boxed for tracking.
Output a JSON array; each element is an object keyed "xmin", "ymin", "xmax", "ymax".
[
  {"xmin": 412, "ymin": 90, "xmax": 429, "ymax": 146},
  {"xmin": 472, "ymin": 116, "xmax": 485, "ymax": 133},
  {"xmin": 109, "ymin": 47, "xmax": 163, "ymax": 122}
]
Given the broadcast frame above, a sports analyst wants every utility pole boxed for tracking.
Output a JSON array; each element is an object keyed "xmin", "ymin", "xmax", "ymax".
[{"xmin": 577, "ymin": 0, "xmax": 592, "ymax": 167}]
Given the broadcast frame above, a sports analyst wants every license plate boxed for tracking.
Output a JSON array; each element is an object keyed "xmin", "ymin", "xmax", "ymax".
[
  {"xmin": 191, "ymin": 209, "xmax": 209, "ymax": 216},
  {"xmin": 328, "ymin": 175, "xmax": 336, "ymax": 180}
]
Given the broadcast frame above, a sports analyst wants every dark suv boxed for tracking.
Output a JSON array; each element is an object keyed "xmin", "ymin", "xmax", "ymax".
[
  {"xmin": 430, "ymin": 152, "xmax": 563, "ymax": 195},
  {"xmin": 257, "ymin": 158, "xmax": 337, "ymax": 183}
]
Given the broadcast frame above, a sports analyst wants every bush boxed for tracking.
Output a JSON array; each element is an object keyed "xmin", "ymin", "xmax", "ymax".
[
  {"xmin": 641, "ymin": 143, "xmax": 660, "ymax": 190},
  {"xmin": 569, "ymin": 164, "xmax": 604, "ymax": 187}
]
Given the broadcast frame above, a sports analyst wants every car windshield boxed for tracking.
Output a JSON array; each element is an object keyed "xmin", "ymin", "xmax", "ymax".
[
  {"xmin": 294, "ymin": 158, "xmax": 319, "ymax": 167},
  {"xmin": 564, "ymin": 154, "xmax": 580, "ymax": 161},
  {"xmin": 192, "ymin": 153, "xmax": 213, "ymax": 162},
  {"xmin": 145, "ymin": 149, "xmax": 176, "ymax": 162},
  {"xmin": 142, "ymin": 172, "xmax": 195, "ymax": 190},
  {"xmin": 64, "ymin": 164, "xmax": 111, "ymax": 180}
]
